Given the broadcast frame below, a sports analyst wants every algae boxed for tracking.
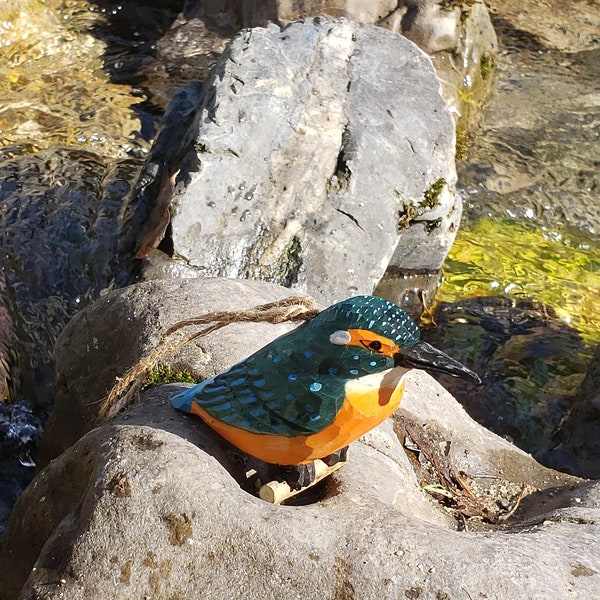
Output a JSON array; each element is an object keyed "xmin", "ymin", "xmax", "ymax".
[
  {"xmin": 144, "ymin": 365, "xmax": 196, "ymax": 388},
  {"xmin": 421, "ymin": 178, "xmax": 446, "ymax": 209}
]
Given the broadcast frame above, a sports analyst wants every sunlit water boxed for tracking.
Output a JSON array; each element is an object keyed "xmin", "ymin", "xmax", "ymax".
[
  {"xmin": 425, "ymin": 5, "xmax": 600, "ymax": 456},
  {"xmin": 0, "ymin": 0, "xmax": 156, "ymax": 157},
  {"xmin": 0, "ymin": 0, "xmax": 177, "ymax": 537}
]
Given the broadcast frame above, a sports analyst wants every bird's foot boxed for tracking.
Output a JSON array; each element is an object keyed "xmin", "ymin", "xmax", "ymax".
[
  {"xmin": 321, "ymin": 446, "xmax": 349, "ymax": 467},
  {"xmin": 277, "ymin": 462, "xmax": 317, "ymax": 491}
]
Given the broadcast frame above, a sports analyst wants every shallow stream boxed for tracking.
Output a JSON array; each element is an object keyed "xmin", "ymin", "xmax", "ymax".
[{"xmin": 423, "ymin": 2, "xmax": 600, "ymax": 458}]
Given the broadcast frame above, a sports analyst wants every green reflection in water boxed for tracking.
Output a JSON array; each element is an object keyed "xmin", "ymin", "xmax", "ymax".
[{"xmin": 438, "ymin": 218, "xmax": 600, "ymax": 348}]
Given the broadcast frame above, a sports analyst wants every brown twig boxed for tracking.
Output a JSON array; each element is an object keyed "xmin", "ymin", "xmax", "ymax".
[{"xmin": 497, "ymin": 485, "xmax": 527, "ymax": 522}]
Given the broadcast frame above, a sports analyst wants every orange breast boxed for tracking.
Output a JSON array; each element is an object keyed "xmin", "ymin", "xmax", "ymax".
[{"xmin": 189, "ymin": 367, "xmax": 409, "ymax": 465}]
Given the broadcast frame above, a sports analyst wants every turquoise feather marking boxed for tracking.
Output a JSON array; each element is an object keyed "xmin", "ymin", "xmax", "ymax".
[{"xmin": 171, "ymin": 296, "xmax": 421, "ymax": 437}]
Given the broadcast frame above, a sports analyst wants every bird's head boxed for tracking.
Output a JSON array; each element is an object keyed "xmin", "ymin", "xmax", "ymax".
[{"xmin": 304, "ymin": 296, "xmax": 480, "ymax": 384}]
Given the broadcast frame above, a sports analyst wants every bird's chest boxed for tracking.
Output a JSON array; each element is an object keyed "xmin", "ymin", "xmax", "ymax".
[{"xmin": 340, "ymin": 367, "xmax": 410, "ymax": 420}]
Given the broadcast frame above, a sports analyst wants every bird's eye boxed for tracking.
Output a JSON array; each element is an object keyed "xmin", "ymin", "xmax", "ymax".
[{"xmin": 368, "ymin": 340, "xmax": 383, "ymax": 352}]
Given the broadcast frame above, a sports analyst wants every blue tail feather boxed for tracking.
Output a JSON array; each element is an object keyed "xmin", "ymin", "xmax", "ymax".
[{"xmin": 171, "ymin": 378, "xmax": 212, "ymax": 413}]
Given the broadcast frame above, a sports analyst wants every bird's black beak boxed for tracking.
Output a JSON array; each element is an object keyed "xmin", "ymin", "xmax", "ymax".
[{"xmin": 394, "ymin": 340, "xmax": 481, "ymax": 384}]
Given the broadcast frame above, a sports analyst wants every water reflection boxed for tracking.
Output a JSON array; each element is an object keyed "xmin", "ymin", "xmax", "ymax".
[
  {"xmin": 458, "ymin": 18, "xmax": 599, "ymax": 234},
  {"xmin": 427, "ymin": 5, "xmax": 600, "ymax": 459},
  {"xmin": 0, "ymin": 0, "xmax": 185, "ymax": 539},
  {"xmin": 423, "ymin": 295, "xmax": 590, "ymax": 457}
]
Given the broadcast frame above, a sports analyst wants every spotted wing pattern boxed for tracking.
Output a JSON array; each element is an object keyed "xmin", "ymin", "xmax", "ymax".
[
  {"xmin": 171, "ymin": 295, "xmax": 418, "ymax": 437},
  {"xmin": 171, "ymin": 328, "xmax": 392, "ymax": 436}
]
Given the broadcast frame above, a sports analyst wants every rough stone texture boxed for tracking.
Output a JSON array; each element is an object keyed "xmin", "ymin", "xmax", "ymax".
[
  {"xmin": 5, "ymin": 275, "xmax": 599, "ymax": 598},
  {"xmin": 39, "ymin": 277, "xmax": 307, "ymax": 468},
  {"xmin": 133, "ymin": 17, "xmax": 459, "ymax": 305},
  {"xmin": 1, "ymin": 376, "xmax": 598, "ymax": 600},
  {"xmin": 549, "ymin": 343, "xmax": 600, "ymax": 478},
  {"xmin": 184, "ymin": 0, "xmax": 498, "ymax": 132},
  {"xmin": 486, "ymin": 0, "xmax": 600, "ymax": 53},
  {"xmin": 399, "ymin": 1, "xmax": 498, "ymax": 129}
]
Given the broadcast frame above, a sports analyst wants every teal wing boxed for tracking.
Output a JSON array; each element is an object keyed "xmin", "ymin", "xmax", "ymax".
[
  {"xmin": 171, "ymin": 354, "xmax": 342, "ymax": 436},
  {"xmin": 171, "ymin": 304, "xmax": 396, "ymax": 437}
]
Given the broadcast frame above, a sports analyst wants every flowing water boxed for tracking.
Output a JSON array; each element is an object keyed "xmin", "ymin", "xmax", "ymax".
[
  {"xmin": 0, "ymin": 0, "xmax": 182, "ymax": 537},
  {"xmin": 424, "ymin": 1, "xmax": 600, "ymax": 458}
]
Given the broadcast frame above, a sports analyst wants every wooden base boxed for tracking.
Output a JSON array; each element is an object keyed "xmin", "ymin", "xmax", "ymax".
[{"xmin": 258, "ymin": 458, "xmax": 347, "ymax": 504}]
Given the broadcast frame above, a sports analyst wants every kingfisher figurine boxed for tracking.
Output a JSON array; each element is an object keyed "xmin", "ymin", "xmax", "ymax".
[{"xmin": 171, "ymin": 295, "xmax": 480, "ymax": 499}]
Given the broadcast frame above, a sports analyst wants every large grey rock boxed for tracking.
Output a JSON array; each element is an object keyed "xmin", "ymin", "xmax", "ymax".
[
  {"xmin": 131, "ymin": 18, "xmax": 460, "ymax": 305},
  {"xmin": 178, "ymin": 0, "xmax": 498, "ymax": 133},
  {"xmin": 1, "ymin": 375, "xmax": 598, "ymax": 600},
  {"xmin": 39, "ymin": 277, "xmax": 308, "ymax": 467},
  {"xmin": 379, "ymin": 1, "xmax": 498, "ymax": 132},
  {"xmin": 5, "ymin": 276, "xmax": 599, "ymax": 598}
]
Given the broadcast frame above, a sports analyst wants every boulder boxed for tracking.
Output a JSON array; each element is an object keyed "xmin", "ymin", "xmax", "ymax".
[
  {"xmin": 5, "ymin": 275, "xmax": 599, "ymax": 598},
  {"xmin": 176, "ymin": 0, "xmax": 498, "ymax": 132},
  {"xmin": 127, "ymin": 17, "xmax": 460, "ymax": 307},
  {"xmin": 39, "ymin": 277, "xmax": 309, "ymax": 467},
  {"xmin": 1, "ymin": 374, "xmax": 598, "ymax": 599}
]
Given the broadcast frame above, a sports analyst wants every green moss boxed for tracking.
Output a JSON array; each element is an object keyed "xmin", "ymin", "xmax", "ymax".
[
  {"xmin": 479, "ymin": 53, "xmax": 495, "ymax": 81},
  {"xmin": 397, "ymin": 204, "xmax": 418, "ymax": 232},
  {"xmin": 397, "ymin": 180, "xmax": 447, "ymax": 232},
  {"xmin": 439, "ymin": 218, "xmax": 600, "ymax": 347},
  {"xmin": 424, "ymin": 218, "xmax": 443, "ymax": 234},
  {"xmin": 421, "ymin": 178, "xmax": 446, "ymax": 209},
  {"xmin": 144, "ymin": 364, "xmax": 196, "ymax": 389}
]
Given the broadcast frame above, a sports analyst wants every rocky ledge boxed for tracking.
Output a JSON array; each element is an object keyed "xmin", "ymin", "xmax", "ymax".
[{"xmin": 0, "ymin": 278, "xmax": 598, "ymax": 599}]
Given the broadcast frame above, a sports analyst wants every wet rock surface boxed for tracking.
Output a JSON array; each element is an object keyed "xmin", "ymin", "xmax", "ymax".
[{"xmin": 550, "ymin": 343, "xmax": 600, "ymax": 478}]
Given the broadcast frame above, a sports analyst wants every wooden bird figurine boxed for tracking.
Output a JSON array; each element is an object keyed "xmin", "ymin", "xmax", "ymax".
[{"xmin": 171, "ymin": 296, "xmax": 480, "ymax": 489}]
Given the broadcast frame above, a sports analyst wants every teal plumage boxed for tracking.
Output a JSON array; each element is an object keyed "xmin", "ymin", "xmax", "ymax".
[
  {"xmin": 172, "ymin": 296, "xmax": 420, "ymax": 436},
  {"xmin": 171, "ymin": 295, "xmax": 480, "ymax": 465}
]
